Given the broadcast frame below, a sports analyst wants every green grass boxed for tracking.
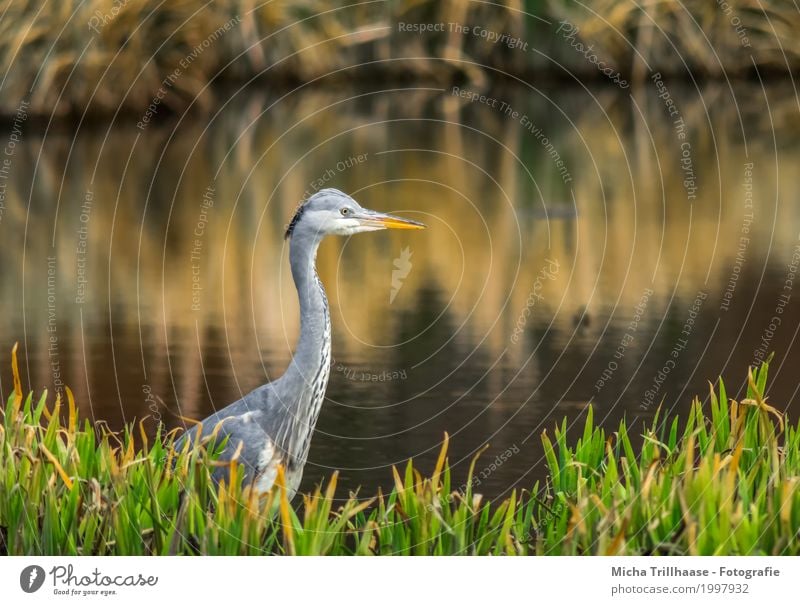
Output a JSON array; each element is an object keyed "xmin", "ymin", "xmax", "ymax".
[{"xmin": 1, "ymin": 344, "xmax": 799, "ymax": 555}]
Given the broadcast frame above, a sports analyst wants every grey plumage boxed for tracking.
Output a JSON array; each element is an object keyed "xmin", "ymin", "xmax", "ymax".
[{"xmin": 175, "ymin": 188, "xmax": 425, "ymax": 499}]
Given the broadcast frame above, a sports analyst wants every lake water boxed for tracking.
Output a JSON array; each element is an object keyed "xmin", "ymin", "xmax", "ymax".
[{"xmin": 2, "ymin": 81, "xmax": 800, "ymax": 501}]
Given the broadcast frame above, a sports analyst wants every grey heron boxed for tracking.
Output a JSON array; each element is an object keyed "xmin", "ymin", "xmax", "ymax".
[{"xmin": 176, "ymin": 188, "xmax": 425, "ymax": 499}]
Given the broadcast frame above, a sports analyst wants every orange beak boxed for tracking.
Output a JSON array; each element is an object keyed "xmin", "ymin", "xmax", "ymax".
[{"xmin": 357, "ymin": 211, "xmax": 426, "ymax": 230}]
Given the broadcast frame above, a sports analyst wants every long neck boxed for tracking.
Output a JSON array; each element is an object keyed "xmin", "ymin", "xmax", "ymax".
[
  {"xmin": 276, "ymin": 231, "xmax": 332, "ymax": 468},
  {"xmin": 287, "ymin": 232, "xmax": 330, "ymax": 374},
  {"xmin": 278, "ymin": 231, "xmax": 332, "ymax": 439}
]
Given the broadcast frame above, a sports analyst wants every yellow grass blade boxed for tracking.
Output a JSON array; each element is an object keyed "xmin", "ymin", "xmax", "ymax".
[
  {"xmin": 746, "ymin": 367, "xmax": 784, "ymax": 429},
  {"xmin": 780, "ymin": 478, "xmax": 797, "ymax": 526},
  {"xmin": 604, "ymin": 518, "xmax": 628, "ymax": 555},
  {"xmin": 138, "ymin": 420, "xmax": 148, "ymax": 452},
  {"xmin": 66, "ymin": 386, "xmax": 77, "ymax": 434},
  {"xmin": 11, "ymin": 342, "xmax": 22, "ymax": 412},
  {"xmin": 431, "ymin": 431, "xmax": 449, "ymax": 491},
  {"xmin": 42, "ymin": 392, "xmax": 58, "ymax": 422},
  {"xmin": 346, "ymin": 495, "xmax": 377, "ymax": 519},
  {"xmin": 275, "ymin": 464, "xmax": 295, "ymax": 555},
  {"xmin": 40, "ymin": 443, "xmax": 73, "ymax": 489},
  {"xmin": 324, "ymin": 471, "xmax": 339, "ymax": 502},
  {"xmin": 392, "ymin": 465, "xmax": 405, "ymax": 494}
]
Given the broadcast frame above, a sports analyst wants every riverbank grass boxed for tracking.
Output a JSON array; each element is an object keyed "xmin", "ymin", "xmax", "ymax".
[{"xmin": 1, "ymin": 345, "xmax": 798, "ymax": 555}]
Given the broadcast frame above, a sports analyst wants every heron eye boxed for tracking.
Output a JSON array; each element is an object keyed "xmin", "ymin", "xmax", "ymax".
[{"xmin": 340, "ymin": 207, "xmax": 350, "ymax": 216}]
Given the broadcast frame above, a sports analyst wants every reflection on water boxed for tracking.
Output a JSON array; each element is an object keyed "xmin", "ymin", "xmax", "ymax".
[{"xmin": 2, "ymin": 82, "xmax": 800, "ymax": 500}]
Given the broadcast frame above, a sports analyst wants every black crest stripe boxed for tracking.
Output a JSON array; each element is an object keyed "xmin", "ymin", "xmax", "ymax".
[{"xmin": 284, "ymin": 202, "xmax": 308, "ymax": 239}]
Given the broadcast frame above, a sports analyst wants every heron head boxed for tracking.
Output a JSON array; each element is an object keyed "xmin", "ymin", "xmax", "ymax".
[{"xmin": 285, "ymin": 188, "xmax": 425, "ymax": 240}]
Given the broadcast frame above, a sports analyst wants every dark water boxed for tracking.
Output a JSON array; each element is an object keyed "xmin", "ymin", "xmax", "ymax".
[{"xmin": 2, "ymin": 82, "xmax": 800, "ymax": 501}]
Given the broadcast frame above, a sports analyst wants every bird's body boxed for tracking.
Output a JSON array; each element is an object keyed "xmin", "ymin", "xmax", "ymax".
[{"xmin": 176, "ymin": 189, "xmax": 424, "ymax": 499}]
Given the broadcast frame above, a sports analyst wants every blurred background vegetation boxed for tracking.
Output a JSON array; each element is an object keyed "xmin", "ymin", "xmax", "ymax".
[{"xmin": 0, "ymin": 0, "xmax": 796, "ymax": 117}]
